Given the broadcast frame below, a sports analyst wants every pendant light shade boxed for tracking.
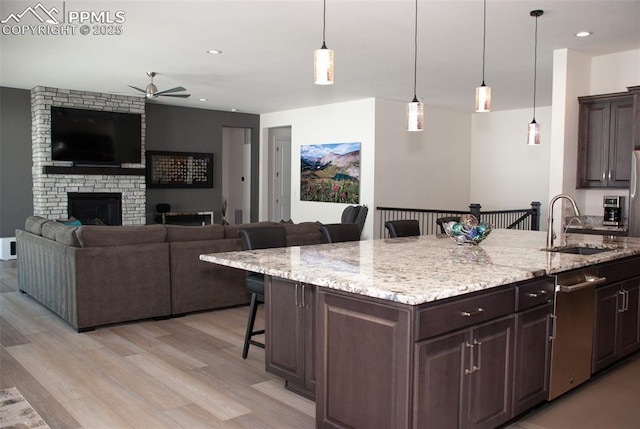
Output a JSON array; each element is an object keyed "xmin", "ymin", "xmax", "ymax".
[
  {"xmin": 527, "ymin": 10, "xmax": 543, "ymax": 145},
  {"xmin": 407, "ymin": 0, "xmax": 423, "ymax": 131},
  {"xmin": 475, "ymin": 84, "xmax": 491, "ymax": 112},
  {"xmin": 314, "ymin": 0, "xmax": 334, "ymax": 85},
  {"xmin": 528, "ymin": 119, "xmax": 541, "ymax": 146},
  {"xmin": 407, "ymin": 96, "xmax": 424, "ymax": 132},
  {"xmin": 475, "ymin": 0, "xmax": 491, "ymax": 112}
]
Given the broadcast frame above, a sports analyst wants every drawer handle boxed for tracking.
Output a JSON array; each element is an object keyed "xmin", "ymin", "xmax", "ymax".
[
  {"xmin": 461, "ymin": 308, "xmax": 484, "ymax": 317},
  {"xmin": 527, "ymin": 290, "xmax": 549, "ymax": 298}
]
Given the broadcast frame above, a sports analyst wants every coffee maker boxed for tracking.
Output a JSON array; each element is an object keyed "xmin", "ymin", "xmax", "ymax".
[{"xmin": 603, "ymin": 196, "xmax": 625, "ymax": 226}]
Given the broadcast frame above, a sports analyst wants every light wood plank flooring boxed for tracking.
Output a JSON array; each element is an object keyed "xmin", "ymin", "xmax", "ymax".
[{"xmin": 1, "ymin": 259, "xmax": 638, "ymax": 428}]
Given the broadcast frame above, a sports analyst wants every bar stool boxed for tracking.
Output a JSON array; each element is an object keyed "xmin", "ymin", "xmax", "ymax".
[
  {"xmin": 319, "ymin": 223, "xmax": 361, "ymax": 243},
  {"xmin": 237, "ymin": 226, "xmax": 287, "ymax": 359},
  {"xmin": 384, "ymin": 219, "xmax": 420, "ymax": 238}
]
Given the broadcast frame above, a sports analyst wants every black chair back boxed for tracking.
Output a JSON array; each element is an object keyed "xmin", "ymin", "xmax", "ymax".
[
  {"xmin": 385, "ymin": 219, "xmax": 420, "ymax": 238},
  {"xmin": 341, "ymin": 205, "xmax": 368, "ymax": 234},
  {"xmin": 320, "ymin": 223, "xmax": 361, "ymax": 243},
  {"xmin": 238, "ymin": 226, "xmax": 287, "ymax": 250}
]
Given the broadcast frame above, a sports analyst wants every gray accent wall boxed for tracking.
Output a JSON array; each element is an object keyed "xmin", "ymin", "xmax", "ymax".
[
  {"xmin": 144, "ymin": 103, "xmax": 260, "ymax": 223},
  {"xmin": 0, "ymin": 87, "xmax": 32, "ymax": 237}
]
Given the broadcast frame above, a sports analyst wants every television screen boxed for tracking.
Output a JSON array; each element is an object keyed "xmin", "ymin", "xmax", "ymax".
[{"xmin": 51, "ymin": 106, "xmax": 142, "ymax": 165}]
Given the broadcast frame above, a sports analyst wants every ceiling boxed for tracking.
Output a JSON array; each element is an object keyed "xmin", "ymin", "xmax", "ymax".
[{"xmin": 1, "ymin": 0, "xmax": 639, "ymax": 115}]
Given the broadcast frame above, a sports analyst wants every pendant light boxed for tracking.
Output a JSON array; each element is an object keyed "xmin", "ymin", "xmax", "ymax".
[
  {"xmin": 527, "ymin": 10, "xmax": 543, "ymax": 145},
  {"xmin": 314, "ymin": 0, "xmax": 334, "ymax": 85},
  {"xmin": 407, "ymin": 0, "xmax": 423, "ymax": 131},
  {"xmin": 475, "ymin": 0, "xmax": 491, "ymax": 112}
]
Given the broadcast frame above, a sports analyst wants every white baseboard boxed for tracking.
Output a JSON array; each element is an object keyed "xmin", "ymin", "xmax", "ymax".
[{"xmin": 0, "ymin": 237, "xmax": 17, "ymax": 260}]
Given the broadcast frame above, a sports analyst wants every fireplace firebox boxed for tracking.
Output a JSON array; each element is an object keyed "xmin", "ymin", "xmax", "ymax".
[{"xmin": 68, "ymin": 192, "xmax": 122, "ymax": 225}]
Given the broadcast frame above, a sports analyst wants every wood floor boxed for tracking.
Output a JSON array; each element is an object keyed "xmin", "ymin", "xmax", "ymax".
[{"xmin": 1, "ymin": 259, "xmax": 639, "ymax": 428}]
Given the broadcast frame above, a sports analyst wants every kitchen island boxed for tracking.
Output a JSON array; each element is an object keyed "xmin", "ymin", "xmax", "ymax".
[{"xmin": 200, "ymin": 229, "xmax": 640, "ymax": 429}]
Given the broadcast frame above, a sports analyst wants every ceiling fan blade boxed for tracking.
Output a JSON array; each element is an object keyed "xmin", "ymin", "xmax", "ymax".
[
  {"xmin": 159, "ymin": 93, "xmax": 191, "ymax": 98},
  {"xmin": 128, "ymin": 85, "xmax": 147, "ymax": 93},
  {"xmin": 155, "ymin": 86, "xmax": 187, "ymax": 95}
]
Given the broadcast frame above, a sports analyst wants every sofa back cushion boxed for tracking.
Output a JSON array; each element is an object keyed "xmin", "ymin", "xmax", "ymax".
[
  {"xmin": 223, "ymin": 221, "xmax": 280, "ymax": 239},
  {"xmin": 25, "ymin": 216, "xmax": 51, "ymax": 236},
  {"xmin": 77, "ymin": 224, "xmax": 167, "ymax": 248},
  {"xmin": 165, "ymin": 225, "xmax": 225, "ymax": 242}
]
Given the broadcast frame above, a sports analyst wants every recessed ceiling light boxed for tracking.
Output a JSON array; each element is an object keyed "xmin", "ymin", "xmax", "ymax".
[
  {"xmin": 575, "ymin": 31, "xmax": 592, "ymax": 38},
  {"xmin": 199, "ymin": 98, "xmax": 208, "ymax": 102},
  {"xmin": 231, "ymin": 108, "xmax": 239, "ymax": 112},
  {"xmin": 206, "ymin": 49, "xmax": 222, "ymax": 54}
]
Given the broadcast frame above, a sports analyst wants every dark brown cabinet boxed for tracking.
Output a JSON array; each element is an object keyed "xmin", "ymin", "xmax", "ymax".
[
  {"xmin": 512, "ymin": 303, "xmax": 552, "ymax": 415},
  {"xmin": 264, "ymin": 277, "xmax": 316, "ymax": 399},
  {"xmin": 414, "ymin": 315, "xmax": 515, "ymax": 429},
  {"xmin": 592, "ymin": 278, "xmax": 640, "ymax": 373},
  {"xmin": 577, "ymin": 91, "xmax": 635, "ymax": 188}
]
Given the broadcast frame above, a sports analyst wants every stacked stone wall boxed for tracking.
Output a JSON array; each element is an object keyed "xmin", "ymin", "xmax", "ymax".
[{"xmin": 31, "ymin": 86, "xmax": 146, "ymax": 224}]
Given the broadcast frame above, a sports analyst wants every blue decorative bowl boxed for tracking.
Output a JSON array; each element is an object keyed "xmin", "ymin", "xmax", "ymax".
[{"xmin": 443, "ymin": 215, "xmax": 492, "ymax": 245}]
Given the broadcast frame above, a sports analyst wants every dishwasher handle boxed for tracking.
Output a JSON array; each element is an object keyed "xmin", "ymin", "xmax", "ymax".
[{"xmin": 557, "ymin": 275, "xmax": 607, "ymax": 293}]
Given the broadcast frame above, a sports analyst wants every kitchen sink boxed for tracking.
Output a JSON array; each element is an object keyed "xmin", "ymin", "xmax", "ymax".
[{"xmin": 546, "ymin": 246, "xmax": 613, "ymax": 255}]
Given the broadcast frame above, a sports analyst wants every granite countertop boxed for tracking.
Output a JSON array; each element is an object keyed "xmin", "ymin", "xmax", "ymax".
[
  {"xmin": 565, "ymin": 215, "xmax": 627, "ymax": 233},
  {"xmin": 200, "ymin": 229, "xmax": 640, "ymax": 306}
]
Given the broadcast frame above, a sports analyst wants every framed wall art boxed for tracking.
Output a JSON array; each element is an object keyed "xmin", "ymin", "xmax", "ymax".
[
  {"xmin": 146, "ymin": 150, "xmax": 213, "ymax": 188},
  {"xmin": 300, "ymin": 142, "xmax": 360, "ymax": 204}
]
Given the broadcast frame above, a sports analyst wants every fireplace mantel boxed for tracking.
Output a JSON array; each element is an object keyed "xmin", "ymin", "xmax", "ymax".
[{"xmin": 43, "ymin": 166, "xmax": 146, "ymax": 176}]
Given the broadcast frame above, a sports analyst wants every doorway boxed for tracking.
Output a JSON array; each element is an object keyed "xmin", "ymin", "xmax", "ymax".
[
  {"xmin": 222, "ymin": 127, "xmax": 252, "ymax": 224},
  {"xmin": 268, "ymin": 126, "xmax": 291, "ymax": 222}
]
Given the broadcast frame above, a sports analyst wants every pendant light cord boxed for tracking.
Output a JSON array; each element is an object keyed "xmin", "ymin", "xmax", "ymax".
[
  {"xmin": 321, "ymin": 0, "xmax": 327, "ymax": 48},
  {"xmin": 481, "ymin": 0, "xmax": 486, "ymax": 85},
  {"xmin": 532, "ymin": 12, "xmax": 538, "ymax": 119},
  {"xmin": 412, "ymin": 0, "xmax": 418, "ymax": 100}
]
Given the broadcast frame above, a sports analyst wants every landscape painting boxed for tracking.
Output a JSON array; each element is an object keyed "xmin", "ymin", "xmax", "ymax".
[{"xmin": 300, "ymin": 142, "xmax": 360, "ymax": 203}]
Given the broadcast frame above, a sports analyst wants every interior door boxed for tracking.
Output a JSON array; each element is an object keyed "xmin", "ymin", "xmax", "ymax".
[{"xmin": 269, "ymin": 127, "xmax": 291, "ymax": 221}]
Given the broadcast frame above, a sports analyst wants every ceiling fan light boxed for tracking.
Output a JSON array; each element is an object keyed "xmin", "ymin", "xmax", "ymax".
[
  {"xmin": 527, "ymin": 119, "xmax": 540, "ymax": 145},
  {"xmin": 475, "ymin": 84, "xmax": 491, "ymax": 112},
  {"xmin": 314, "ymin": 45, "xmax": 334, "ymax": 85},
  {"xmin": 407, "ymin": 98, "xmax": 424, "ymax": 132}
]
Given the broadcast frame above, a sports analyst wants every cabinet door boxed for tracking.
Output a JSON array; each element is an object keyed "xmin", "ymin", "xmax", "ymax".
[
  {"xmin": 414, "ymin": 330, "xmax": 470, "ymax": 429},
  {"xmin": 592, "ymin": 282, "xmax": 621, "ymax": 373},
  {"xmin": 578, "ymin": 101, "xmax": 610, "ymax": 188},
  {"xmin": 513, "ymin": 304, "xmax": 552, "ymax": 415},
  {"xmin": 607, "ymin": 99, "xmax": 634, "ymax": 186},
  {"xmin": 466, "ymin": 316, "xmax": 515, "ymax": 429},
  {"xmin": 265, "ymin": 278, "xmax": 304, "ymax": 385},
  {"xmin": 618, "ymin": 279, "xmax": 640, "ymax": 357}
]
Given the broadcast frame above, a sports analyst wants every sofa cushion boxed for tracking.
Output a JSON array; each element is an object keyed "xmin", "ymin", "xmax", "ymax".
[
  {"xmin": 165, "ymin": 225, "xmax": 225, "ymax": 242},
  {"xmin": 55, "ymin": 225, "xmax": 80, "ymax": 247},
  {"xmin": 41, "ymin": 220, "xmax": 64, "ymax": 241},
  {"xmin": 77, "ymin": 224, "xmax": 167, "ymax": 248},
  {"xmin": 25, "ymin": 216, "xmax": 51, "ymax": 236}
]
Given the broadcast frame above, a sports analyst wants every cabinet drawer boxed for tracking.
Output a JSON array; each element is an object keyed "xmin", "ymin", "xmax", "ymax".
[
  {"xmin": 516, "ymin": 277, "xmax": 554, "ymax": 311},
  {"xmin": 597, "ymin": 256, "xmax": 640, "ymax": 284},
  {"xmin": 416, "ymin": 287, "xmax": 515, "ymax": 341}
]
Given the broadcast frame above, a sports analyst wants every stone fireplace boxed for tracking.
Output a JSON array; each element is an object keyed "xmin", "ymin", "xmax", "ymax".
[{"xmin": 31, "ymin": 86, "xmax": 146, "ymax": 224}]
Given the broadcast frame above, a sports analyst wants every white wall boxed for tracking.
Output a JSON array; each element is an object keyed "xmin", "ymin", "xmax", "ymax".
[
  {"xmin": 470, "ymin": 107, "xmax": 552, "ymax": 229},
  {"xmin": 260, "ymin": 99, "xmax": 376, "ymax": 239},
  {"xmin": 373, "ymin": 99, "xmax": 471, "ymax": 210},
  {"xmin": 590, "ymin": 49, "xmax": 640, "ymax": 95}
]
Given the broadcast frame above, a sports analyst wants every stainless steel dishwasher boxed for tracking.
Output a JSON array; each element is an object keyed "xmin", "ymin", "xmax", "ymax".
[{"xmin": 549, "ymin": 268, "xmax": 607, "ymax": 400}]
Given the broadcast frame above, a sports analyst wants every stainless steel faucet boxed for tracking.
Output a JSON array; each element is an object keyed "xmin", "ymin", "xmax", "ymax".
[{"xmin": 547, "ymin": 194, "xmax": 581, "ymax": 248}]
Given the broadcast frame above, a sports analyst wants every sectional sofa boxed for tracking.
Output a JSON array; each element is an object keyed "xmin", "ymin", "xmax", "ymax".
[{"xmin": 16, "ymin": 216, "xmax": 324, "ymax": 331}]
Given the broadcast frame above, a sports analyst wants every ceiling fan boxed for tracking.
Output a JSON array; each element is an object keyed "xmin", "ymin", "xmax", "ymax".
[{"xmin": 128, "ymin": 72, "xmax": 190, "ymax": 99}]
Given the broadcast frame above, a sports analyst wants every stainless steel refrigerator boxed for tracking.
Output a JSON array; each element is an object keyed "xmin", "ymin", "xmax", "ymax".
[{"xmin": 630, "ymin": 150, "xmax": 640, "ymax": 237}]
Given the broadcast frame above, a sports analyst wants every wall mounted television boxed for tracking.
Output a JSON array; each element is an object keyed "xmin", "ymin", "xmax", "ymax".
[{"xmin": 50, "ymin": 106, "xmax": 142, "ymax": 166}]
